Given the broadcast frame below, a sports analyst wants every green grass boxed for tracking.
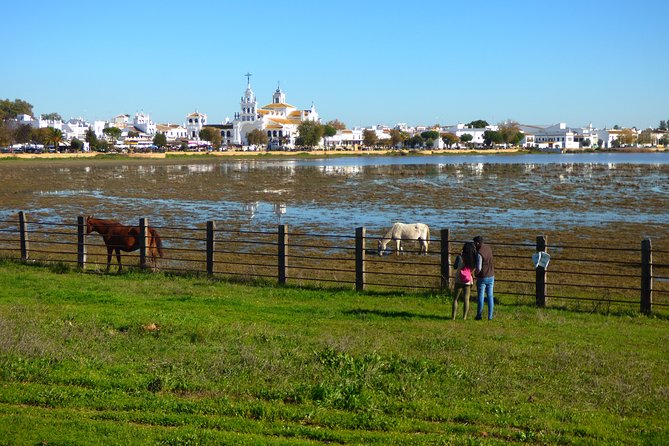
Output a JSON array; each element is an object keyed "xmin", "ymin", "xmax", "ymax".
[{"xmin": 0, "ymin": 260, "xmax": 667, "ymax": 445}]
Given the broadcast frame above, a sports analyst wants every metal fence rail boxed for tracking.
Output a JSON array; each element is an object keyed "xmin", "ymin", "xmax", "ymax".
[{"xmin": 0, "ymin": 212, "xmax": 666, "ymax": 315}]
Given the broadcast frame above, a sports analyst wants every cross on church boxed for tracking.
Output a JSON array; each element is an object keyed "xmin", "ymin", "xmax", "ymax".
[{"xmin": 245, "ymin": 72, "xmax": 252, "ymax": 85}]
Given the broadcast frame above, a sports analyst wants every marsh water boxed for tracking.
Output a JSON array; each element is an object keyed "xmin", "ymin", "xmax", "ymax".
[{"xmin": 1, "ymin": 152, "xmax": 668, "ymax": 243}]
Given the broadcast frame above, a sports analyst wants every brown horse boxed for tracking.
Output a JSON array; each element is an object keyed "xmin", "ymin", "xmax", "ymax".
[{"xmin": 86, "ymin": 216, "xmax": 164, "ymax": 272}]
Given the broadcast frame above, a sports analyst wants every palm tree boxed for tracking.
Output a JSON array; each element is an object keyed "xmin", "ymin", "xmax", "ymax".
[{"xmin": 46, "ymin": 127, "xmax": 63, "ymax": 151}]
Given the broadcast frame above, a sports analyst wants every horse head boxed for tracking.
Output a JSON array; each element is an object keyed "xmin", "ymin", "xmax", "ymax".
[
  {"xmin": 85, "ymin": 216, "xmax": 99, "ymax": 234},
  {"xmin": 377, "ymin": 239, "xmax": 386, "ymax": 256}
]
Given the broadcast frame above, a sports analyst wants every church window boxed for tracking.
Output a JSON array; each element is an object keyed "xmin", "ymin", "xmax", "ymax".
[{"xmin": 267, "ymin": 131, "xmax": 271, "ymax": 137}]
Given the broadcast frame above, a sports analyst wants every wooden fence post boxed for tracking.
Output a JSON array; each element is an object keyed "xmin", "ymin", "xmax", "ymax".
[
  {"xmin": 536, "ymin": 235, "xmax": 547, "ymax": 307},
  {"xmin": 355, "ymin": 227, "xmax": 366, "ymax": 291},
  {"xmin": 278, "ymin": 224, "xmax": 288, "ymax": 285},
  {"xmin": 440, "ymin": 228, "xmax": 451, "ymax": 291},
  {"xmin": 206, "ymin": 220, "xmax": 216, "ymax": 276},
  {"xmin": 641, "ymin": 238, "xmax": 652, "ymax": 315},
  {"xmin": 77, "ymin": 215, "xmax": 87, "ymax": 270},
  {"xmin": 19, "ymin": 211, "xmax": 29, "ymax": 261},
  {"xmin": 139, "ymin": 218, "xmax": 148, "ymax": 269}
]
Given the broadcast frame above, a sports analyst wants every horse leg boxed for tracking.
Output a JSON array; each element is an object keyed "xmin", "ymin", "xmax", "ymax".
[
  {"xmin": 395, "ymin": 240, "xmax": 401, "ymax": 255},
  {"xmin": 115, "ymin": 248, "xmax": 122, "ymax": 272},
  {"xmin": 149, "ymin": 248, "xmax": 158, "ymax": 271},
  {"xmin": 106, "ymin": 246, "xmax": 113, "ymax": 272}
]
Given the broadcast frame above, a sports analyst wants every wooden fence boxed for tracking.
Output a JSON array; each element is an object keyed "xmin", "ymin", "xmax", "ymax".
[{"xmin": 1, "ymin": 212, "xmax": 668, "ymax": 315}]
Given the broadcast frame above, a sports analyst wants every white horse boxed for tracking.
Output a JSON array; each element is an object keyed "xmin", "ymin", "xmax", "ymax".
[{"xmin": 378, "ymin": 222, "xmax": 430, "ymax": 255}]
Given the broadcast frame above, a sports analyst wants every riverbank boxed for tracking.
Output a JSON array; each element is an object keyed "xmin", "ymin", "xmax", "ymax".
[
  {"xmin": 2, "ymin": 146, "xmax": 665, "ymax": 161},
  {"xmin": 1, "ymin": 147, "xmax": 525, "ymax": 160}
]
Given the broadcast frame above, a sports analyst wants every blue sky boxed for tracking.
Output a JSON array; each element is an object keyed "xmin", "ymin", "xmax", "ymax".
[{"xmin": 2, "ymin": 0, "xmax": 667, "ymax": 129}]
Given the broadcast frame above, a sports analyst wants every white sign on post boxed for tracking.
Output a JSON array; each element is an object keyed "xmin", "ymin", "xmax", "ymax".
[{"xmin": 532, "ymin": 251, "xmax": 550, "ymax": 269}]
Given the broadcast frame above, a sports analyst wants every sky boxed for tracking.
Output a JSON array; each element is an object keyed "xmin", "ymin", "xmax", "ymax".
[{"xmin": 2, "ymin": 0, "xmax": 668, "ymax": 129}]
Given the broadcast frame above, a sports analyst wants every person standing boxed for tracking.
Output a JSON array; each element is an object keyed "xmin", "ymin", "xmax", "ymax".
[
  {"xmin": 474, "ymin": 235, "xmax": 495, "ymax": 320},
  {"xmin": 452, "ymin": 242, "xmax": 477, "ymax": 319}
]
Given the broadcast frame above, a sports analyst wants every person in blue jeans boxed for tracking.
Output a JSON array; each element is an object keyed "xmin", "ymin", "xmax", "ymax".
[{"xmin": 474, "ymin": 235, "xmax": 495, "ymax": 320}]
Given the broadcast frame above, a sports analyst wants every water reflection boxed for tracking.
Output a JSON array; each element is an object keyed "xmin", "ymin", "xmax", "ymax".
[
  {"xmin": 243, "ymin": 202, "xmax": 258, "ymax": 219},
  {"xmin": 273, "ymin": 203, "xmax": 286, "ymax": 223}
]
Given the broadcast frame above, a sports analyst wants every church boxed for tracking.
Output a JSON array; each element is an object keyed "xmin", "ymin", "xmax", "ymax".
[{"xmin": 215, "ymin": 75, "xmax": 319, "ymax": 148}]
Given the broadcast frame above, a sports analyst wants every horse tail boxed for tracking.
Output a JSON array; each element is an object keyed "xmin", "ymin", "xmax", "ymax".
[
  {"xmin": 151, "ymin": 228, "xmax": 164, "ymax": 258},
  {"xmin": 425, "ymin": 225, "xmax": 430, "ymax": 243}
]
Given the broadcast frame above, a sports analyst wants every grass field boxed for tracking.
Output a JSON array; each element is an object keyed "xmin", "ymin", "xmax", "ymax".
[{"xmin": 0, "ymin": 260, "xmax": 667, "ymax": 445}]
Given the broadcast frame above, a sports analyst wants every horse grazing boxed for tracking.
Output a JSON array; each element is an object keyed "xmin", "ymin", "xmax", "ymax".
[
  {"xmin": 378, "ymin": 222, "xmax": 430, "ymax": 256},
  {"xmin": 86, "ymin": 216, "xmax": 164, "ymax": 272}
]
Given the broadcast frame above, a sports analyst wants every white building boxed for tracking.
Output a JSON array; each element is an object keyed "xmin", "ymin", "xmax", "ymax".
[
  {"xmin": 323, "ymin": 128, "xmax": 364, "ymax": 149},
  {"xmin": 441, "ymin": 123, "xmax": 499, "ymax": 147},
  {"xmin": 12, "ymin": 114, "xmax": 63, "ymax": 131},
  {"xmin": 112, "ymin": 114, "xmax": 129, "ymax": 127},
  {"xmin": 525, "ymin": 123, "xmax": 606, "ymax": 150},
  {"xmin": 156, "ymin": 124, "xmax": 188, "ymax": 141},
  {"xmin": 185, "ymin": 111, "xmax": 207, "ymax": 139},
  {"xmin": 61, "ymin": 118, "xmax": 90, "ymax": 142},
  {"xmin": 227, "ymin": 77, "xmax": 319, "ymax": 148},
  {"xmin": 132, "ymin": 112, "xmax": 156, "ymax": 135}
]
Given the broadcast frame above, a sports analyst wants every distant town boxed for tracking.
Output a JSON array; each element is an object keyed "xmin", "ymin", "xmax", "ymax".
[{"xmin": 2, "ymin": 79, "xmax": 668, "ymax": 154}]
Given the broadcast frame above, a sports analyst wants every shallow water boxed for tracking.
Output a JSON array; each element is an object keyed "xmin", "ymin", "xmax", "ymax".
[{"xmin": 0, "ymin": 154, "xmax": 667, "ymax": 242}]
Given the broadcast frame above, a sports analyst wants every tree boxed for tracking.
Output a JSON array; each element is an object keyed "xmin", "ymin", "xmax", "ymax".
[
  {"xmin": 85, "ymin": 127, "xmax": 98, "ymax": 148},
  {"xmin": 637, "ymin": 129, "xmax": 653, "ymax": 146},
  {"xmin": 483, "ymin": 130, "xmax": 503, "ymax": 147},
  {"xmin": 45, "ymin": 127, "xmax": 63, "ymax": 150},
  {"xmin": 31, "ymin": 127, "xmax": 51, "ymax": 146},
  {"xmin": 94, "ymin": 140, "xmax": 111, "ymax": 152},
  {"xmin": 362, "ymin": 129, "xmax": 378, "ymax": 148},
  {"xmin": 581, "ymin": 138, "xmax": 591, "ymax": 148},
  {"xmin": 199, "ymin": 127, "xmax": 222, "ymax": 148},
  {"xmin": 660, "ymin": 134, "xmax": 669, "ymax": 147},
  {"xmin": 322, "ymin": 124, "xmax": 337, "ymax": 138},
  {"xmin": 127, "ymin": 130, "xmax": 140, "ymax": 138},
  {"xmin": 14, "ymin": 124, "xmax": 33, "ymax": 144},
  {"xmin": 407, "ymin": 134, "xmax": 424, "ymax": 149},
  {"xmin": 460, "ymin": 133, "xmax": 474, "ymax": 147},
  {"xmin": 441, "ymin": 132, "xmax": 459, "ymax": 148},
  {"xmin": 498, "ymin": 121, "xmax": 523, "ymax": 146},
  {"xmin": 296, "ymin": 121, "xmax": 324, "ymax": 148},
  {"xmin": 467, "ymin": 119, "xmax": 489, "ymax": 129},
  {"xmin": 0, "ymin": 121, "xmax": 12, "ymax": 147},
  {"xmin": 659, "ymin": 120, "xmax": 667, "ymax": 131},
  {"xmin": 420, "ymin": 130, "xmax": 440, "ymax": 141},
  {"xmin": 389, "ymin": 129, "xmax": 406, "ymax": 148},
  {"xmin": 0, "ymin": 98, "xmax": 33, "ymax": 120},
  {"xmin": 102, "ymin": 127, "xmax": 122, "ymax": 142},
  {"xmin": 153, "ymin": 133, "xmax": 167, "ymax": 148},
  {"xmin": 71, "ymin": 138, "xmax": 84, "ymax": 151},
  {"xmin": 619, "ymin": 128, "xmax": 636, "ymax": 145},
  {"xmin": 326, "ymin": 119, "xmax": 346, "ymax": 130},
  {"xmin": 42, "ymin": 112, "xmax": 63, "ymax": 122},
  {"xmin": 247, "ymin": 128, "xmax": 269, "ymax": 146}
]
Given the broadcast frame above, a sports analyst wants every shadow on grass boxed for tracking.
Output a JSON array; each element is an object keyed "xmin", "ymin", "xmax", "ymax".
[{"xmin": 343, "ymin": 308, "xmax": 450, "ymax": 321}]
